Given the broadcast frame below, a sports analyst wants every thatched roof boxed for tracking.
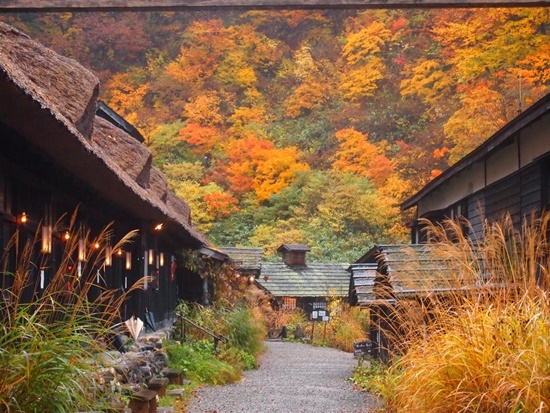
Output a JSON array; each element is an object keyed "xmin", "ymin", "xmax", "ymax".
[{"xmin": 0, "ymin": 22, "xmax": 207, "ymax": 247}]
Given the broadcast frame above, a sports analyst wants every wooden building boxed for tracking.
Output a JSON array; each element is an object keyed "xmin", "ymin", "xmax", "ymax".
[
  {"xmin": 402, "ymin": 92, "xmax": 550, "ymax": 242},
  {"xmin": 349, "ymin": 244, "xmax": 461, "ymax": 361},
  {"xmin": 0, "ymin": 22, "xmax": 215, "ymax": 328},
  {"xmin": 350, "ymin": 93, "xmax": 550, "ymax": 360},
  {"xmin": 257, "ymin": 244, "xmax": 349, "ymax": 311}
]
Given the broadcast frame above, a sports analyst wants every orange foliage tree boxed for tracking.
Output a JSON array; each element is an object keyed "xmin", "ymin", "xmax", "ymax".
[
  {"xmin": 203, "ymin": 192, "xmax": 239, "ymax": 219},
  {"xmin": 223, "ymin": 135, "xmax": 310, "ymax": 201},
  {"xmin": 332, "ymin": 128, "xmax": 393, "ymax": 186}
]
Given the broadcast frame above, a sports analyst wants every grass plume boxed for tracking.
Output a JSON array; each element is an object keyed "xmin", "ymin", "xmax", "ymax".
[
  {"xmin": 0, "ymin": 210, "xmax": 143, "ymax": 412},
  {"xmin": 367, "ymin": 213, "xmax": 550, "ymax": 412}
]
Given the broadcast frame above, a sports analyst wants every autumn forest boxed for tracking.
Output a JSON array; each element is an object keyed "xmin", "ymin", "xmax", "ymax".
[{"xmin": 2, "ymin": 8, "xmax": 549, "ymax": 261}]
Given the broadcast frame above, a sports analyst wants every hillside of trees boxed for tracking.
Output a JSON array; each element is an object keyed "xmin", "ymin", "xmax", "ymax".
[{"xmin": 2, "ymin": 9, "xmax": 548, "ymax": 261}]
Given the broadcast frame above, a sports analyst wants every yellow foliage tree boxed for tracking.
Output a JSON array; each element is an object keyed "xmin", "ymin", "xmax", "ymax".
[
  {"xmin": 249, "ymin": 224, "xmax": 305, "ymax": 257},
  {"xmin": 400, "ymin": 59, "xmax": 453, "ymax": 105},
  {"xmin": 339, "ymin": 21, "xmax": 391, "ymax": 101},
  {"xmin": 444, "ymin": 84, "xmax": 508, "ymax": 163},
  {"xmin": 228, "ymin": 106, "xmax": 268, "ymax": 137},
  {"xmin": 284, "ymin": 75, "xmax": 329, "ymax": 118},
  {"xmin": 332, "ymin": 129, "xmax": 377, "ymax": 177},
  {"xmin": 165, "ymin": 19, "xmax": 232, "ymax": 90},
  {"xmin": 183, "ymin": 92, "xmax": 224, "ymax": 127}
]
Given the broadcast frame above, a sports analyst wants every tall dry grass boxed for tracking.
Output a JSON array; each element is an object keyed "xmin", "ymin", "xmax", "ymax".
[
  {"xmin": 0, "ymin": 211, "xmax": 142, "ymax": 412},
  {"xmin": 377, "ymin": 213, "xmax": 550, "ymax": 412}
]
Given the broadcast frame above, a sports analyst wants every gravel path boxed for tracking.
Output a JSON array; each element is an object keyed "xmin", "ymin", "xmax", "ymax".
[{"xmin": 187, "ymin": 340, "xmax": 380, "ymax": 413}]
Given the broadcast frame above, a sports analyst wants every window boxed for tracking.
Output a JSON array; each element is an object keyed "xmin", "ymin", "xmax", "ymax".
[{"xmin": 282, "ymin": 297, "xmax": 296, "ymax": 310}]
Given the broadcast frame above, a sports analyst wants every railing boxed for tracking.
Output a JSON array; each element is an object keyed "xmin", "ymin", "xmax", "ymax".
[{"xmin": 177, "ymin": 315, "xmax": 227, "ymax": 350}]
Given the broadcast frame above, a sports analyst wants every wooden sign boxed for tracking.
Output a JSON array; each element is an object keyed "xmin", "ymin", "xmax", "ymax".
[
  {"xmin": 0, "ymin": 0, "xmax": 547, "ymax": 12},
  {"xmin": 311, "ymin": 309, "xmax": 330, "ymax": 322},
  {"xmin": 353, "ymin": 339, "xmax": 373, "ymax": 358}
]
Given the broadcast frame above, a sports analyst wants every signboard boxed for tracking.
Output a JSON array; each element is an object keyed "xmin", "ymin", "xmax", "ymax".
[
  {"xmin": 310, "ymin": 309, "xmax": 330, "ymax": 322},
  {"xmin": 353, "ymin": 340, "xmax": 373, "ymax": 358}
]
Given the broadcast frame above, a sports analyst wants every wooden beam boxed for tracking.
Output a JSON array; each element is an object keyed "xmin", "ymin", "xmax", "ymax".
[{"xmin": 0, "ymin": 0, "xmax": 548, "ymax": 12}]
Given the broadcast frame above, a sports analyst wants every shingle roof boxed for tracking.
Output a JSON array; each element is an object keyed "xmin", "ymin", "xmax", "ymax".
[
  {"xmin": 351, "ymin": 244, "xmax": 465, "ymax": 304},
  {"xmin": 348, "ymin": 263, "xmax": 378, "ymax": 306},
  {"xmin": 219, "ymin": 247, "xmax": 263, "ymax": 273},
  {"xmin": 257, "ymin": 262, "xmax": 349, "ymax": 298},
  {"xmin": 276, "ymin": 244, "xmax": 311, "ymax": 252}
]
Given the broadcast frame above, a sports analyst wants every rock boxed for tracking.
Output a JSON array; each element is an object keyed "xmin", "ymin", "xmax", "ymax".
[
  {"xmin": 166, "ymin": 388, "xmax": 186, "ymax": 397},
  {"xmin": 294, "ymin": 324, "xmax": 305, "ymax": 339}
]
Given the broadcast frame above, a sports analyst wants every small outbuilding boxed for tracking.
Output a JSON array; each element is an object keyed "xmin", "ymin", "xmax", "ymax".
[
  {"xmin": 349, "ymin": 244, "xmax": 461, "ymax": 361},
  {"xmin": 257, "ymin": 244, "xmax": 349, "ymax": 311}
]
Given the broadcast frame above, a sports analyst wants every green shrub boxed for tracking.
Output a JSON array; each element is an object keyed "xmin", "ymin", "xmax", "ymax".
[
  {"xmin": 223, "ymin": 305, "xmax": 266, "ymax": 357},
  {"xmin": 219, "ymin": 346, "xmax": 258, "ymax": 371},
  {"xmin": 175, "ymin": 302, "xmax": 266, "ymax": 364},
  {"xmin": 165, "ymin": 340, "xmax": 240, "ymax": 385},
  {"xmin": 351, "ymin": 359, "xmax": 400, "ymax": 402}
]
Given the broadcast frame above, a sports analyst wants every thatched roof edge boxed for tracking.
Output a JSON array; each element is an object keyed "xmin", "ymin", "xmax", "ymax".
[{"xmin": 0, "ymin": 22, "xmax": 208, "ymax": 247}]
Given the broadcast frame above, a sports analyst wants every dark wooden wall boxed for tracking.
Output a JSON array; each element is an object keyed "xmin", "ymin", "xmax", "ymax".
[{"xmin": 0, "ymin": 0, "xmax": 548, "ymax": 12}]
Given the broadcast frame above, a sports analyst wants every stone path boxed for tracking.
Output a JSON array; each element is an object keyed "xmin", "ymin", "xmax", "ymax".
[{"xmin": 187, "ymin": 340, "xmax": 380, "ymax": 413}]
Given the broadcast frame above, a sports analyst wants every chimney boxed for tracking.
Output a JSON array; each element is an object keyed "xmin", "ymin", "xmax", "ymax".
[{"xmin": 277, "ymin": 244, "xmax": 311, "ymax": 266}]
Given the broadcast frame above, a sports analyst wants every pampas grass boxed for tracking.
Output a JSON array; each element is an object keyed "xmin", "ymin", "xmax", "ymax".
[
  {"xmin": 374, "ymin": 213, "xmax": 550, "ymax": 412},
  {"xmin": 0, "ymin": 210, "xmax": 142, "ymax": 412}
]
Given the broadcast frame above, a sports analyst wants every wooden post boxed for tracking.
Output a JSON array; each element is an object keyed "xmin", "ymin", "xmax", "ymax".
[
  {"xmin": 311, "ymin": 321, "xmax": 315, "ymax": 341},
  {"xmin": 129, "ymin": 389, "xmax": 157, "ymax": 413}
]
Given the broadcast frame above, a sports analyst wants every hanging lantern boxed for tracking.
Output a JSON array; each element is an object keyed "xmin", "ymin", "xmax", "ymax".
[
  {"xmin": 125, "ymin": 251, "xmax": 132, "ymax": 270},
  {"xmin": 63, "ymin": 231, "xmax": 70, "ymax": 241},
  {"xmin": 19, "ymin": 212, "xmax": 28, "ymax": 224},
  {"xmin": 41, "ymin": 225, "xmax": 52, "ymax": 254},
  {"xmin": 159, "ymin": 252, "xmax": 165, "ymax": 267},
  {"xmin": 105, "ymin": 246, "xmax": 112, "ymax": 266},
  {"xmin": 148, "ymin": 249, "xmax": 154, "ymax": 265},
  {"xmin": 78, "ymin": 239, "xmax": 86, "ymax": 262},
  {"xmin": 94, "ymin": 241, "xmax": 100, "ymax": 249}
]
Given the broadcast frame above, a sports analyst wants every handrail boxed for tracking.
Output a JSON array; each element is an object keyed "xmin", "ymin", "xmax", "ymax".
[{"xmin": 177, "ymin": 315, "xmax": 228, "ymax": 349}]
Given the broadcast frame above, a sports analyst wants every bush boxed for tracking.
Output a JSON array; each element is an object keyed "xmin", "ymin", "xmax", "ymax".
[
  {"xmin": 165, "ymin": 341, "xmax": 241, "ymax": 385},
  {"xmin": 351, "ymin": 359, "xmax": 398, "ymax": 402},
  {"xmin": 172, "ymin": 301, "xmax": 267, "ymax": 385},
  {"xmin": 224, "ymin": 305, "xmax": 267, "ymax": 358},
  {"xmin": 270, "ymin": 303, "xmax": 368, "ymax": 352}
]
